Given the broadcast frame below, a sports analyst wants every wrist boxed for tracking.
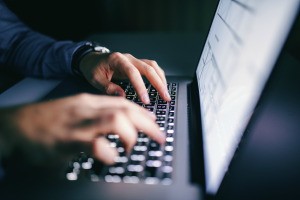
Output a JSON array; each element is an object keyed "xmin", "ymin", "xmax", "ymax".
[{"xmin": 72, "ymin": 42, "xmax": 110, "ymax": 77}]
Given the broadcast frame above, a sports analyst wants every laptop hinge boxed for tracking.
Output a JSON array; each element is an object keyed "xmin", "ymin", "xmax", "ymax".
[{"xmin": 187, "ymin": 76, "xmax": 206, "ymax": 187}]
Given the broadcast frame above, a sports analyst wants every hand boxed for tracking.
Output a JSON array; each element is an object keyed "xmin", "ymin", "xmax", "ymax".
[
  {"xmin": 79, "ymin": 52, "xmax": 171, "ymax": 104},
  {"xmin": 0, "ymin": 94, "xmax": 165, "ymax": 165}
]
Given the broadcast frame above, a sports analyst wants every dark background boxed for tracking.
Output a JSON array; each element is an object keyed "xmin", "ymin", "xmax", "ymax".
[
  {"xmin": 4, "ymin": 0, "xmax": 299, "ymax": 59},
  {"xmin": 4, "ymin": 0, "xmax": 219, "ymax": 41},
  {"xmin": 1, "ymin": 0, "xmax": 219, "ymax": 93}
]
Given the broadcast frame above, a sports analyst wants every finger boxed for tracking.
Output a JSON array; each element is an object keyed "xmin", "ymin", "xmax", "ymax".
[
  {"xmin": 141, "ymin": 59, "xmax": 167, "ymax": 87},
  {"xmin": 95, "ymin": 106, "xmax": 163, "ymax": 147},
  {"xmin": 68, "ymin": 117, "xmax": 108, "ymax": 142},
  {"xmin": 109, "ymin": 110, "xmax": 138, "ymax": 152},
  {"xmin": 88, "ymin": 72, "xmax": 126, "ymax": 97},
  {"xmin": 72, "ymin": 95, "xmax": 155, "ymax": 119},
  {"xmin": 104, "ymin": 82, "xmax": 126, "ymax": 97},
  {"xmin": 65, "ymin": 106, "xmax": 115, "ymax": 142},
  {"xmin": 93, "ymin": 137, "xmax": 118, "ymax": 165},
  {"xmin": 125, "ymin": 55, "xmax": 171, "ymax": 102},
  {"xmin": 124, "ymin": 66, "xmax": 150, "ymax": 104},
  {"xmin": 71, "ymin": 95, "xmax": 157, "ymax": 123},
  {"xmin": 121, "ymin": 99, "xmax": 158, "ymax": 121},
  {"xmin": 125, "ymin": 107, "xmax": 165, "ymax": 144},
  {"xmin": 108, "ymin": 53, "xmax": 150, "ymax": 104},
  {"xmin": 68, "ymin": 107, "xmax": 138, "ymax": 150}
]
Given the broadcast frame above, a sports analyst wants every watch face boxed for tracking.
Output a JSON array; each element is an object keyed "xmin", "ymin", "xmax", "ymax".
[{"xmin": 94, "ymin": 46, "xmax": 110, "ymax": 53}]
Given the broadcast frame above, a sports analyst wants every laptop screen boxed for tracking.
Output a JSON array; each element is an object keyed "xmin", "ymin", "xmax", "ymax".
[{"xmin": 196, "ymin": 0, "xmax": 299, "ymax": 194}]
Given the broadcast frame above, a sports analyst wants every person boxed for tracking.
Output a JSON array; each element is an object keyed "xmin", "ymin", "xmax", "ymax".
[{"xmin": 0, "ymin": 0, "xmax": 170, "ymax": 167}]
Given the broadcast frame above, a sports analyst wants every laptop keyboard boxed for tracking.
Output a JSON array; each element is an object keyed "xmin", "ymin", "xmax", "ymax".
[{"xmin": 66, "ymin": 81, "xmax": 178, "ymax": 185}]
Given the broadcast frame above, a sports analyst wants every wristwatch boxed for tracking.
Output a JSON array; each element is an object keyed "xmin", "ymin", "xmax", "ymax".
[{"xmin": 72, "ymin": 42, "xmax": 110, "ymax": 77}]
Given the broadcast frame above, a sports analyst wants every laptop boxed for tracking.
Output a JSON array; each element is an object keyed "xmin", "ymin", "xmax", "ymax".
[{"xmin": 1, "ymin": 0, "xmax": 299, "ymax": 199}]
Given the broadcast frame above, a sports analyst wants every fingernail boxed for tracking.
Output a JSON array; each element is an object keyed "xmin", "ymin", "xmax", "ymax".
[
  {"xmin": 148, "ymin": 111, "xmax": 156, "ymax": 120},
  {"xmin": 164, "ymin": 91, "xmax": 171, "ymax": 101},
  {"xmin": 158, "ymin": 132, "xmax": 166, "ymax": 143},
  {"xmin": 142, "ymin": 93, "xmax": 150, "ymax": 104}
]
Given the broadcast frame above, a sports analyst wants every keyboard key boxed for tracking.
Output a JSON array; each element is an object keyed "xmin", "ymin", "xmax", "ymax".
[
  {"xmin": 145, "ymin": 177, "xmax": 160, "ymax": 185},
  {"xmin": 123, "ymin": 176, "xmax": 139, "ymax": 183},
  {"xmin": 114, "ymin": 156, "xmax": 128, "ymax": 163},
  {"xmin": 105, "ymin": 175, "xmax": 122, "ymax": 183},
  {"xmin": 137, "ymin": 137, "xmax": 149, "ymax": 143},
  {"xmin": 158, "ymin": 123, "xmax": 165, "ymax": 127},
  {"xmin": 127, "ymin": 165, "xmax": 144, "ymax": 172},
  {"xmin": 157, "ymin": 116, "xmax": 166, "ymax": 121},
  {"xmin": 146, "ymin": 160, "xmax": 162, "ymax": 168},
  {"xmin": 167, "ymin": 118, "xmax": 174, "ymax": 123},
  {"xmin": 165, "ymin": 146, "xmax": 174, "ymax": 152},
  {"xmin": 109, "ymin": 167, "xmax": 125, "ymax": 174},
  {"xmin": 127, "ymin": 91, "xmax": 135, "ymax": 95},
  {"xmin": 168, "ymin": 112, "xmax": 175, "ymax": 117},
  {"xmin": 162, "ymin": 172, "xmax": 172, "ymax": 180},
  {"xmin": 157, "ymin": 105, "xmax": 167, "ymax": 109},
  {"xmin": 149, "ymin": 92, "xmax": 157, "ymax": 98},
  {"xmin": 130, "ymin": 154, "xmax": 146, "ymax": 162},
  {"xmin": 164, "ymin": 155, "xmax": 173, "ymax": 162},
  {"xmin": 144, "ymin": 166, "xmax": 157, "ymax": 177},
  {"xmin": 166, "ymin": 137, "xmax": 174, "ymax": 143},
  {"xmin": 156, "ymin": 110, "xmax": 166, "ymax": 115},
  {"xmin": 158, "ymin": 100, "xmax": 167, "ymax": 104},
  {"xmin": 162, "ymin": 166, "xmax": 173, "ymax": 173},
  {"xmin": 167, "ymin": 129, "xmax": 174, "ymax": 134},
  {"xmin": 149, "ymin": 141, "xmax": 160, "ymax": 151},
  {"xmin": 133, "ymin": 145, "xmax": 147, "ymax": 152},
  {"xmin": 148, "ymin": 150, "xmax": 163, "ymax": 157}
]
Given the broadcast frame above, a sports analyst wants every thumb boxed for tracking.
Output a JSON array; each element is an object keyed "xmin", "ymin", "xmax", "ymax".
[{"xmin": 103, "ymin": 81, "xmax": 126, "ymax": 97}]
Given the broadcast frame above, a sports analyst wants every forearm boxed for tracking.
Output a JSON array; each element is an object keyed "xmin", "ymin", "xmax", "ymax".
[
  {"xmin": 5, "ymin": 30, "xmax": 81, "ymax": 78},
  {"xmin": 0, "ymin": 0, "xmax": 85, "ymax": 78}
]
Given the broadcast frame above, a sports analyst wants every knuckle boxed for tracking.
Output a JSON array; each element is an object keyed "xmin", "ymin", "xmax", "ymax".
[
  {"xmin": 126, "ymin": 65, "xmax": 139, "ymax": 75},
  {"xmin": 104, "ymin": 83, "xmax": 113, "ymax": 93},
  {"xmin": 109, "ymin": 52, "xmax": 123, "ymax": 60},
  {"xmin": 124, "ymin": 53, "xmax": 133, "ymax": 58},
  {"xmin": 150, "ymin": 60, "xmax": 158, "ymax": 65},
  {"xmin": 144, "ymin": 65, "xmax": 155, "ymax": 75},
  {"xmin": 76, "ymin": 93, "xmax": 91, "ymax": 101},
  {"xmin": 115, "ymin": 96, "xmax": 128, "ymax": 105},
  {"xmin": 148, "ymin": 60, "xmax": 158, "ymax": 66},
  {"xmin": 110, "ymin": 109, "xmax": 123, "ymax": 124}
]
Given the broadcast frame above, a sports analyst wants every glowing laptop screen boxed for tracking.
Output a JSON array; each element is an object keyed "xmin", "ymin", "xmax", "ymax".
[{"xmin": 196, "ymin": 0, "xmax": 299, "ymax": 194}]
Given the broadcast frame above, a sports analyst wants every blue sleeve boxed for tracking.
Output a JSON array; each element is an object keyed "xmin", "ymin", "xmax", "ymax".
[{"xmin": 0, "ymin": 0, "xmax": 87, "ymax": 78}]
